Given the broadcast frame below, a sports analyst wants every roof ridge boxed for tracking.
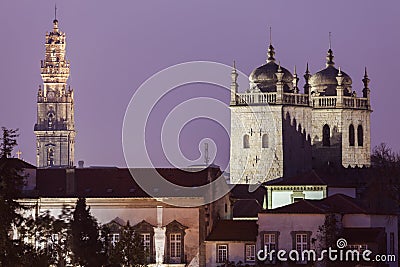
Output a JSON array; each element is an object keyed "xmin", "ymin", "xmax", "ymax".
[
  {"xmin": 335, "ymin": 194, "xmax": 367, "ymax": 213},
  {"xmin": 302, "ymin": 199, "xmax": 327, "ymax": 213}
]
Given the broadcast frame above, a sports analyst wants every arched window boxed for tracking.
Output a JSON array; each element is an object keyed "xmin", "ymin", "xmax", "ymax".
[
  {"xmin": 262, "ymin": 134, "xmax": 268, "ymax": 148},
  {"xmin": 322, "ymin": 124, "xmax": 330, "ymax": 147},
  {"xmin": 47, "ymin": 147, "xmax": 54, "ymax": 166},
  {"xmin": 243, "ymin": 134, "xmax": 250, "ymax": 148},
  {"xmin": 357, "ymin": 125, "xmax": 363, "ymax": 147},
  {"xmin": 349, "ymin": 124, "xmax": 355, "ymax": 146},
  {"xmin": 48, "ymin": 113, "xmax": 54, "ymax": 128}
]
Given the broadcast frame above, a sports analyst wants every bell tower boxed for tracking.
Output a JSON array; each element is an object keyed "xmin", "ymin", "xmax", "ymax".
[{"xmin": 34, "ymin": 17, "xmax": 75, "ymax": 168}]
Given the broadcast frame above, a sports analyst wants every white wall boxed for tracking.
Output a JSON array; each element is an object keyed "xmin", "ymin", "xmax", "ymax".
[
  {"xmin": 270, "ymin": 189, "xmax": 325, "ymax": 209},
  {"xmin": 205, "ymin": 242, "xmax": 255, "ymax": 267}
]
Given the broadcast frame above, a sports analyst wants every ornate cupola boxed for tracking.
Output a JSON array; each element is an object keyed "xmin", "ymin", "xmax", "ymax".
[
  {"xmin": 309, "ymin": 42, "xmax": 352, "ymax": 96},
  {"xmin": 248, "ymin": 30, "xmax": 293, "ymax": 93}
]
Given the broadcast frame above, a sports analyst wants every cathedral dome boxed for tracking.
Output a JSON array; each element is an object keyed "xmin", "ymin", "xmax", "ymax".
[
  {"xmin": 249, "ymin": 44, "xmax": 293, "ymax": 93},
  {"xmin": 309, "ymin": 49, "xmax": 352, "ymax": 96},
  {"xmin": 310, "ymin": 65, "xmax": 352, "ymax": 86}
]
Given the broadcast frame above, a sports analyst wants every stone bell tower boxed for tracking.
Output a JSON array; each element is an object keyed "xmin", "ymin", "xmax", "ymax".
[{"xmin": 34, "ymin": 17, "xmax": 75, "ymax": 168}]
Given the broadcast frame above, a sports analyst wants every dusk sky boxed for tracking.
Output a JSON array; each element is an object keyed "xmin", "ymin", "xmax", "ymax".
[{"xmin": 1, "ymin": 0, "xmax": 400, "ymax": 168}]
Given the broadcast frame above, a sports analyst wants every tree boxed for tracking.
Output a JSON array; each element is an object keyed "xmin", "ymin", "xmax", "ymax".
[
  {"xmin": 0, "ymin": 127, "xmax": 29, "ymax": 266},
  {"xmin": 71, "ymin": 198, "xmax": 104, "ymax": 267},
  {"xmin": 0, "ymin": 127, "xmax": 19, "ymax": 158},
  {"xmin": 316, "ymin": 214, "xmax": 343, "ymax": 267},
  {"xmin": 108, "ymin": 221, "xmax": 146, "ymax": 266},
  {"xmin": 23, "ymin": 205, "xmax": 73, "ymax": 267}
]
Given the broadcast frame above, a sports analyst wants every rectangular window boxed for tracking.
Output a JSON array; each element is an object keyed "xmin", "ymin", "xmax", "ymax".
[
  {"xmin": 348, "ymin": 244, "xmax": 368, "ymax": 252},
  {"xmin": 264, "ymin": 233, "xmax": 276, "ymax": 253},
  {"xmin": 170, "ymin": 233, "xmax": 181, "ymax": 261},
  {"xmin": 141, "ymin": 233, "xmax": 151, "ymax": 251},
  {"xmin": 245, "ymin": 244, "xmax": 255, "ymax": 262},
  {"xmin": 141, "ymin": 233, "xmax": 151, "ymax": 262},
  {"xmin": 296, "ymin": 234, "xmax": 308, "ymax": 253},
  {"xmin": 217, "ymin": 244, "xmax": 228, "ymax": 263},
  {"xmin": 110, "ymin": 233, "xmax": 119, "ymax": 247}
]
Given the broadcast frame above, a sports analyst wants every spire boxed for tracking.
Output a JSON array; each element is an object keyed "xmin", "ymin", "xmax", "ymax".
[
  {"xmin": 326, "ymin": 32, "xmax": 334, "ymax": 67},
  {"xmin": 231, "ymin": 60, "xmax": 238, "ymax": 81},
  {"xmin": 336, "ymin": 66, "xmax": 344, "ymax": 86},
  {"xmin": 53, "ymin": 4, "xmax": 59, "ymax": 31},
  {"xmin": 293, "ymin": 65, "xmax": 299, "ymax": 93},
  {"xmin": 362, "ymin": 66, "xmax": 371, "ymax": 98},
  {"xmin": 276, "ymin": 61, "xmax": 284, "ymax": 82},
  {"xmin": 304, "ymin": 62, "xmax": 311, "ymax": 94},
  {"xmin": 267, "ymin": 27, "xmax": 275, "ymax": 63},
  {"xmin": 230, "ymin": 60, "xmax": 238, "ymax": 105}
]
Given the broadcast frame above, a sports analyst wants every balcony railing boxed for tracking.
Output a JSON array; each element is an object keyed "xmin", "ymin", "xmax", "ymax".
[
  {"xmin": 236, "ymin": 92, "xmax": 369, "ymax": 110},
  {"xmin": 237, "ymin": 92, "xmax": 277, "ymax": 105},
  {"xmin": 343, "ymin": 96, "xmax": 369, "ymax": 109},
  {"xmin": 236, "ymin": 92, "xmax": 309, "ymax": 106}
]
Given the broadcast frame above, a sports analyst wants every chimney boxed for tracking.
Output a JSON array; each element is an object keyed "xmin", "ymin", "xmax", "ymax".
[{"xmin": 78, "ymin": 160, "xmax": 84, "ymax": 168}]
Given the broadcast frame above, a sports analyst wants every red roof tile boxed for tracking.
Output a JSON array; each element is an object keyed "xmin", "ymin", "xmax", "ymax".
[
  {"xmin": 206, "ymin": 220, "xmax": 258, "ymax": 242},
  {"xmin": 35, "ymin": 166, "xmax": 223, "ymax": 198},
  {"xmin": 262, "ymin": 194, "xmax": 391, "ymax": 215}
]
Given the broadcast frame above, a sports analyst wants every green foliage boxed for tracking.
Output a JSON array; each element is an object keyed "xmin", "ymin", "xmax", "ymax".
[
  {"xmin": 108, "ymin": 221, "xmax": 147, "ymax": 266},
  {"xmin": 0, "ymin": 127, "xmax": 29, "ymax": 266},
  {"xmin": 0, "ymin": 127, "xmax": 19, "ymax": 158},
  {"xmin": 71, "ymin": 198, "xmax": 105, "ymax": 267},
  {"xmin": 23, "ymin": 205, "xmax": 73, "ymax": 267},
  {"xmin": 316, "ymin": 213, "xmax": 342, "ymax": 267}
]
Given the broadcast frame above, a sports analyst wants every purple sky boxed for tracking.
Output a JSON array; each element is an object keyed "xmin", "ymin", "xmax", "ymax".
[{"xmin": 1, "ymin": 1, "xmax": 400, "ymax": 168}]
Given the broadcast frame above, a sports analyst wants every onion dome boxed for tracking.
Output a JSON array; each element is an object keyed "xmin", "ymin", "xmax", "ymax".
[
  {"xmin": 249, "ymin": 44, "xmax": 293, "ymax": 93},
  {"xmin": 309, "ymin": 48, "xmax": 352, "ymax": 96}
]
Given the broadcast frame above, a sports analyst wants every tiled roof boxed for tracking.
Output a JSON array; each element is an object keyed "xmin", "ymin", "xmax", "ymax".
[
  {"xmin": 264, "ymin": 168, "xmax": 367, "ymax": 188},
  {"xmin": 206, "ymin": 220, "xmax": 258, "ymax": 242},
  {"xmin": 0, "ymin": 157, "xmax": 36, "ymax": 169},
  {"xmin": 231, "ymin": 184, "xmax": 266, "ymax": 203},
  {"xmin": 265, "ymin": 170, "xmax": 326, "ymax": 186},
  {"xmin": 262, "ymin": 194, "xmax": 392, "ymax": 215},
  {"xmin": 343, "ymin": 227, "xmax": 386, "ymax": 243},
  {"xmin": 233, "ymin": 199, "xmax": 262, "ymax": 218},
  {"xmin": 35, "ymin": 166, "xmax": 223, "ymax": 198}
]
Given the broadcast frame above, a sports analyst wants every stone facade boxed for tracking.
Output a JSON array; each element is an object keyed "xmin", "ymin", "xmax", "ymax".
[
  {"xmin": 230, "ymin": 43, "xmax": 372, "ymax": 184},
  {"xmin": 34, "ymin": 19, "xmax": 75, "ymax": 168}
]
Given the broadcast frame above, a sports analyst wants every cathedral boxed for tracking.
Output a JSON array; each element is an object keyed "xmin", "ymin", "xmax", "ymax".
[
  {"xmin": 31, "ymin": 18, "xmax": 372, "ymax": 187},
  {"xmin": 34, "ymin": 18, "xmax": 75, "ymax": 168},
  {"xmin": 230, "ymin": 40, "xmax": 372, "ymax": 184}
]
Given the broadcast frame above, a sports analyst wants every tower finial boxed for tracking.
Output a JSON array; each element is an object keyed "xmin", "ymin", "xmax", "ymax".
[
  {"xmin": 329, "ymin": 31, "xmax": 332, "ymax": 50},
  {"xmin": 326, "ymin": 32, "xmax": 334, "ymax": 67},
  {"xmin": 55, "ymin": 3, "xmax": 57, "ymax": 20},
  {"xmin": 233, "ymin": 60, "xmax": 236, "ymax": 70},
  {"xmin": 269, "ymin": 26, "xmax": 272, "ymax": 45},
  {"xmin": 304, "ymin": 62, "xmax": 311, "ymax": 94},
  {"xmin": 293, "ymin": 65, "xmax": 299, "ymax": 93},
  {"xmin": 266, "ymin": 26, "xmax": 275, "ymax": 63},
  {"xmin": 362, "ymin": 66, "xmax": 370, "ymax": 93}
]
